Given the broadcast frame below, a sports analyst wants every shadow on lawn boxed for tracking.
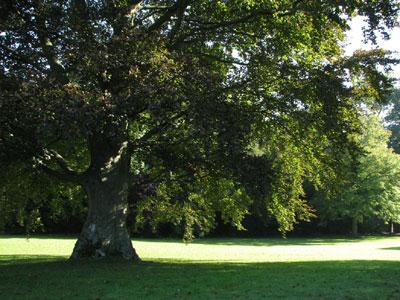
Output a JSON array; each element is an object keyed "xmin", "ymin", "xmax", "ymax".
[
  {"xmin": 2, "ymin": 235, "xmax": 394, "ymax": 247},
  {"xmin": 191, "ymin": 237, "xmax": 364, "ymax": 246},
  {"xmin": 132, "ymin": 236, "xmax": 389, "ymax": 247},
  {"xmin": 0, "ymin": 234, "xmax": 77, "ymax": 240},
  {"xmin": 381, "ymin": 247, "xmax": 400, "ymax": 251},
  {"xmin": 1, "ymin": 255, "xmax": 400, "ymax": 299}
]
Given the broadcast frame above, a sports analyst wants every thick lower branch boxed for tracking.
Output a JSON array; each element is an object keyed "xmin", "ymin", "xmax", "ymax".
[{"xmin": 38, "ymin": 162, "xmax": 84, "ymax": 183}]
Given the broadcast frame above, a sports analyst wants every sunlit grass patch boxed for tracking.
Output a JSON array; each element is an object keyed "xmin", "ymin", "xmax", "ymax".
[
  {"xmin": 1, "ymin": 236, "xmax": 400, "ymax": 299},
  {"xmin": 2, "ymin": 235, "xmax": 400, "ymax": 262}
]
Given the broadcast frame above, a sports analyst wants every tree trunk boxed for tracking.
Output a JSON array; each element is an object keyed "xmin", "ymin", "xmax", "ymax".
[
  {"xmin": 390, "ymin": 222, "xmax": 394, "ymax": 235},
  {"xmin": 351, "ymin": 217, "xmax": 358, "ymax": 236},
  {"xmin": 70, "ymin": 139, "xmax": 140, "ymax": 260}
]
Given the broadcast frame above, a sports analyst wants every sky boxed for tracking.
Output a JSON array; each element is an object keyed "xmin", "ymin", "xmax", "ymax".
[{"xmin": 344, "ymin": 16, "xmax": 400, "ymax": 84}]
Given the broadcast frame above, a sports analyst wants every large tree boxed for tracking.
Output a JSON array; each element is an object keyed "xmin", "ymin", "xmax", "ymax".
[{"xmin": 0, "ymin": 0, "xmax": 398, "ymax": 259}]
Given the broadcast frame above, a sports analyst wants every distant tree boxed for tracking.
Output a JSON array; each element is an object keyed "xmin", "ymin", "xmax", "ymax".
[
  {"xmin": 385, "ymin": 89, "xmax": 400, "ymax": 153},
  {"xmin": 0, "ymin": 0, "xmax": 398, "ymax": 259},
  {"xmin": 312, "ymin": 114, "xmax": 400, "ymax": 235}
]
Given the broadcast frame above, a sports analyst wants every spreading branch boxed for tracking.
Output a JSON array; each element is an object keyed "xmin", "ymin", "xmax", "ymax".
[
  {"xmin": 0, "ymin": 44, "xmax": 44, "ymax": 72},
  {"xmin": 147, "ymin": 0, "xmax": 185, "ymax": 32},
  {"xmin": 37, "ymin": 149, "xmax": 85, "ymax": 183},
  {"xmin": 170, "ymin": 0, "xmax": 303, "ymax": 49},
  {"xmin": 168, "ymin": 0, "xmax": 190, "ymax": 42},
  {"xmin": 132, "ymin": 110, "xmax": 187, "ymax": 149},
  {"xmin": 37, "ymin": 162, "xmax": 80, "ymax": 183},
  {"xmin": 33, "ymin": 0, "xmax": 69, "ymax": 85}
]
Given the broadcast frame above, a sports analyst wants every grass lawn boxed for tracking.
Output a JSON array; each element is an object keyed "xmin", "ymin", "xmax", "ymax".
[{"xmin": 1, "ymin": 236, "xmax": 400, "ymax": 299}]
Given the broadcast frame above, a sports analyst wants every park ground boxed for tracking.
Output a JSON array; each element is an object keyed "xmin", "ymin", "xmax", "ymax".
[{"xmin": 1, "ymin": 236, "xmax": 400, "ymax": 299}]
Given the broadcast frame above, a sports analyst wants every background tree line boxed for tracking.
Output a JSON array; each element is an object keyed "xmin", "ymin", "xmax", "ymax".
[{"xmin": 2, "ymin": 89, "xmax": 400, "ymax": 237}]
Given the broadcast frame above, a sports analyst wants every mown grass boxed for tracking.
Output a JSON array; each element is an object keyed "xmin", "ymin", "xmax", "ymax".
[{"xmin": 1, "ymin": 236, "xmax": 400, "ymax": 299}]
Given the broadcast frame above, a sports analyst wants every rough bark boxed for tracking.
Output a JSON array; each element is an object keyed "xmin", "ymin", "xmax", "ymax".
[{"xmin": 70, "ymin": 139, "xmax": 140, "ymax": 260}]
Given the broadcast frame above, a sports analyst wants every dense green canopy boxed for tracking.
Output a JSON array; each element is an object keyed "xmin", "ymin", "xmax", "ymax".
[{"xmin": 0, "ymin": 0, "xmax": 399, "ymax": 257}]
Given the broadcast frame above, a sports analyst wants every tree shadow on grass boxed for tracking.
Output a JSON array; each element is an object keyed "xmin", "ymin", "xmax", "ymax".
[
  {"xmin": 1, "ymin": 255, "xmax": 400, "ymax": 299},
  {"xmin": 380, "ymin": 247, "xmax": 400, "ymax": 251},
  {"xmin": 0, "ymin": 234, "xmax": 78, "ymax": 240},
  {"xmin": 132, "ymin": 236, "xmax": 390, "ymax": 247},
  {"xmin": 189, "ymin": 236, "xmax": 390, "ymax": 246},
  {"xmin": 0, "ymin": 255, "xmax": 63, "ymax": 265},
  {"xmin": 2, "ymin": 235, "xmax": 394, "ymax": 247}
]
